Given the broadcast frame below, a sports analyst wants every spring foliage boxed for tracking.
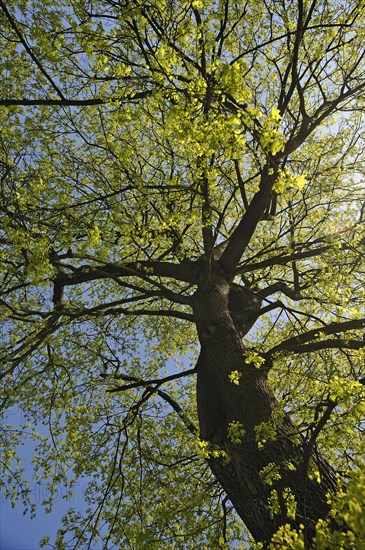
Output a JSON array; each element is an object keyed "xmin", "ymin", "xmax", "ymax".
[{"xmin": 1, "ymin": 0, "xmax": 365, "ymax": 548}]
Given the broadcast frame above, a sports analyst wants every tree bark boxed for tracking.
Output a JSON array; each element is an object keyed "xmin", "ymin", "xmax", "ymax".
[{"xmin": 193, "ymin": 273, "xmax": 338, "ymax": 548}]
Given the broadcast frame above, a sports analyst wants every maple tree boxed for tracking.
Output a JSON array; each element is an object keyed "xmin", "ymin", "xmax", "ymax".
[{"xmin": 1, "ymin": 0, "xmax": 365, "ymax": 548}]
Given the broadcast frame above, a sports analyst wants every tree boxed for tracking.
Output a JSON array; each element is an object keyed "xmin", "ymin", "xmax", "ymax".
[{"xmin": 1, "ymin": 0, "xmax": 365, "ymax": 547}]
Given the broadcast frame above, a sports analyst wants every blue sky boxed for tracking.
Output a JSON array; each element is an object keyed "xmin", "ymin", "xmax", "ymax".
[
  {"xmin": 1, "ymin": 406, "xmax": 92, "ymax": 550},
  {"xmin": 1, "ymin": 457, "xmax": 93, "ymax": 550},
  {"xmin": 1, "ymin": 502, "xmax": 63, "ymax": 550}
]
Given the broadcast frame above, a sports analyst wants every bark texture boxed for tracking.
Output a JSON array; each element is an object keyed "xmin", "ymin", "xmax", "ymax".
[{"xmin": 193, "ymin": 273, "xmax": 338, "ymax": 548}]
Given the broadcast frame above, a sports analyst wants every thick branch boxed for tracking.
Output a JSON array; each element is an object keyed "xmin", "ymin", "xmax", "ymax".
[
  {"xmin": 278, "ymin": 339, "xmax": 365, "ymax": 354},
  {"xmin": 57, "ymin": 258, "xmax": 199, "ymax": 286},
  {"xmin": 260, "ymin": 281, "xmax": 304, "ymax": 300},
  {"xmin": 269, "ymin": 318, "xmax": 365, "ymax": 355},
  {"xmin": 220, "ymin": 164, "xmax": 278, "ymax": 275},
  {"xmin": 67, "ymin": 305, "xmax": 194, "ymax": 322},
  {"xmin": 0, "ymin": 91, "xmax": 152, "ymax": 107},
  {"xmin": 302, "ymin": 400, "xmax": 337, "ymax": 483}
]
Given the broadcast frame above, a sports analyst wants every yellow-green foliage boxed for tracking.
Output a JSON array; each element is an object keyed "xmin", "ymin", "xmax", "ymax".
[{"xmin": 1, "ymin": 0, "xmax": 365, "ymax": 548}]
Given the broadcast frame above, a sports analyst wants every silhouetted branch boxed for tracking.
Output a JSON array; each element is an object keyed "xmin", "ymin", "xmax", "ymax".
[
  {"xmin": 269, "ymin": 318, "xmax": 365, "ymax": 355},
  {"xmin": 0, "ymin": 91, "xmax": 152, "ymax": 107}
]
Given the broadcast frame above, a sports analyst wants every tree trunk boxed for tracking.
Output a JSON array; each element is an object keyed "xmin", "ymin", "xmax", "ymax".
[{"xmin": 193, "ymin": 275, "xmax": 338, "ymax": 548}]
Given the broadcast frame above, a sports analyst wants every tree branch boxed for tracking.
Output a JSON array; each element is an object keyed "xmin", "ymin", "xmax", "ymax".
[
  {"xmin": 277, "ymin": 339, "xmax": 365, "ymax": 354},
  {"xmin": 260, "ymin": 281, "xmax": 304, "ymax": 300},
  {"xmin": 0, "ymin": 91, "xmax": 152, "ymax": 107},
  {"xmin": 237, "ymin": 244, "xmax": 333, "ymax": 273},
  {"xmin": 302, "ymin": 400, "xmax": 337, "ymax": 481},
  {"xmin": 219, "ymin": 163, "xmax": 278, "ymax": 276},
  {"xmin": 269, "ymin": 318, "xmax": 365, "ymax": 355},
  {"xmin": 67, "ymin": 305, "xmax": 194, "ymax": 322},
  {"xmin": 56, "ymin": 258, "xmax": 199, "ymax": 286},
  {"xmin": 107, "ymin": 370, "xmax": 198, "ymax": 436},
  {"xmin": 107, "ymin": 367, "xmax": 197, "ymax": 393},
  {"xmin": 0, "ymin": 0, "xmax": 65, "ymax": 99},
  {"xmin": 0, "ymin": 316, "xmax": 61, "ymax": 380},
  {"xmin": 157, "ymin": 387, "xmax": 198, "ymax": 436}
]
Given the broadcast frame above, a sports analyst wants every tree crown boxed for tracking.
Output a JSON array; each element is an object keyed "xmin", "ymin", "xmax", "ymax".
[{"xmin": 1, "ymin": 1, "xmax": 364, "ymax": 547}]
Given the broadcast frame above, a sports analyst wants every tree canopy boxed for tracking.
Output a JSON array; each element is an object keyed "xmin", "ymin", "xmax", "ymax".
[{"xmin": 1, "ymin": 0, "xmax": 365, "ymax": 548}]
